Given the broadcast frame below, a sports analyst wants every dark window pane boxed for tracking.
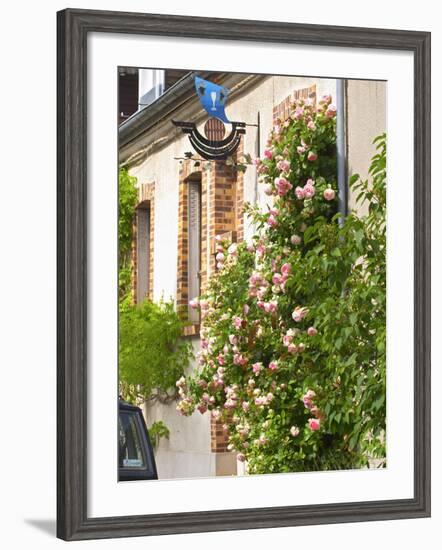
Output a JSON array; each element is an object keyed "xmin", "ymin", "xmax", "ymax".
[{"xmin": 119, "ymin": 411, "xmax": 146, "ymax": 469}]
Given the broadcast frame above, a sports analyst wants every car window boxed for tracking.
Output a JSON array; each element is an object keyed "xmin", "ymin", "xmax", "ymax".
[{"xmin": 119, "ymin": 411, "xmax": 146, "ymax": 469}]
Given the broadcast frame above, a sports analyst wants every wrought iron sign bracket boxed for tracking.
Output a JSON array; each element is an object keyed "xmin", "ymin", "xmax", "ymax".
[{"xmin": 172, "ymin": 120, "xmax": 246, "ymax": 161}]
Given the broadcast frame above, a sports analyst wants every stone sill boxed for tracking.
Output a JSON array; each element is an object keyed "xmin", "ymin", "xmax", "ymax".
[{"xmin": 182, "ymin": 323, "xmax": 200, "ymax": 337}]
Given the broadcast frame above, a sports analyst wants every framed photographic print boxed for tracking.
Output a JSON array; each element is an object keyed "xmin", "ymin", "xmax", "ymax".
[{"xmin": 57, "ymin": 8, "xmax": 431, "ymax": 541}]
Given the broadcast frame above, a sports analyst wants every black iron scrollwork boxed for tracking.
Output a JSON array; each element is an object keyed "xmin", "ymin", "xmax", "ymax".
[{"xmin": 172, "ymin": 120, "xmax": 246, "ymax": 160}]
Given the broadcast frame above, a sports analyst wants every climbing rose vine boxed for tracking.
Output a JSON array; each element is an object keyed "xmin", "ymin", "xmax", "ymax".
[{"xmin": 177, "ymin": 94, "xmax": 386, "ymax": 474}]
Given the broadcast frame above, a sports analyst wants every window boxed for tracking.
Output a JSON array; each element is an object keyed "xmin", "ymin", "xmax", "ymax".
[
  {"xmin": 136, "ymin": 205, "xmax": 150, "ymax": 304},
  {"xmin": 118, "ymin": 401, "xmax": 158, "ymax": 481},
  {"xmin": 118, "ymin": 411, "xmax": 146, "ymax": 470},
  {"xmin": 187, "ymin": 175, "xmax": 202, "ymax": 323}
]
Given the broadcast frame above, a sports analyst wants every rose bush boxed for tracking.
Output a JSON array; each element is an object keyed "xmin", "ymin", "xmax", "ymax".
[{"xmin": 177, "ymin": 94, "xmax": 386, "ymax": 474}]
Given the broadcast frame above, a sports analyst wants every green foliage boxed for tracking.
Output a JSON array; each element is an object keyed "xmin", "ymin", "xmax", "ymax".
[
  {"xmin": 119, "ymin": 168, "xmax": 138, "ymax": 268},
  {"xmin": 148, "ymin": 420, "xmax": 170, "ymax": 449},
  {"xmin": 117, "ymin": 167, "xmax": 192, "ymax": 403},
  {"xmin": 119, "ymin": 298, "xmax": 192, "ymax": 402},
  {"xmin": 177, "ymin": 96, "xmax": 386, "ymax": 474}
]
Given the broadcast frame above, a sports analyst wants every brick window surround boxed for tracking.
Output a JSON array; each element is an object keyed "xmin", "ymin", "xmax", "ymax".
[
  {"xmin": 176, "ymin": 155, "xmax": 244, "ymax": 333},
  {"xmin": 132, "ymin": 182, "xmax": 155, "ymax": 303}
]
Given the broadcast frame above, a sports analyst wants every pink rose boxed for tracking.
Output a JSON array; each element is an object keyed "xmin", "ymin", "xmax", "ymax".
[
  {"xmin": 297, "ymin": 145, "xmax": 306, "ymax": 155},
  {"xmin": 293, "ymin": 107, "xmax": 303, "ymax": 120},
  {"xmin": 253, "ymin": 157, "xmax": 262, "ymax": 166},
  {"xmin": 234, "ymin": 354, "xmax": 248, "ymax": 366},
  {"xmin": 277, "ymin": 159, "xmax": 291, "ymax": 173},
  {"xmin": 290, "ymin": 234, "xmax": 302, "ymax": 246},
  {"xmin": 320, "ymin": 94, "xmax": 332, "ymax": 105},
  {"xmin": 283, "ymin": 334, "xmax": 292, "ymax": 346},
  {"xmin": 292, "ymin": 306, "xmax": 309, "ymax": 322},
  {"xmin": 308, "ymin": 418, "xmax": 321, "ymax": 431},
  {"xmin": 189, "ymin": 298, "xmax": 199, "ymax": 309},
  {"xmin": 252, "ymin": 362, "xmax": 264, "ymax": 375},
  {"xmin": 242, "ymin": 401, "xmax": 250, "ymax": 412},
  {"xmin": 237, "ymin": 453, "xmax": 246, "ymax": 462},
  {"xmin": 323, "ymin": 188, "xmax": 336, "ymax": 201},
  {"xmin": 303, "ymin": 389, "xmax": 316, "ymax": 409},
  {"xmin": 295, "ymin": 186, "xmax": 305, "ymax": 200},
  {"xmin": 275, "ymin": 177, "xmax": 293, "ymax": 197},
  {"xmin": 268, "ymin": 360, "xmax": 279, "ymax": 371},
  {"xmin": 303, "ymin": 183, "xmax": 315, "ymax": 199},
  {"xmin": 229, "ymin": 334, "xmax": 238, "ymax": 345},
  {"xmin": 272, "ymin": 273, "xmax": 283, "ymax": 285},
  {"xmin": 264, "ymin": 301, "xmax": 278, "ymax": 314},
  {"xmin": 307, "ymin": 326, "xmax": 318, "ymax": 336},
  {"xmin": 307, "ymin": 120, "xmax": 316, "ymax": 130},
  {"xmin": 268, "ymin": 214, "xmax": 278, "ymax": 227},
  {"xmin": 307, "ymin": 151, "xmax": 318, "ymax": 162},
  {"xmin": 290, "ymin": 426, "xmax": 300, "ymax": 437},
  {"xmin": 197, "ymin": 403, "xmax": 207, "ymax": 414},
  {"xmin": 264, "ymin": 148, "xmax": 273, "ymax": 159},
  {"xmin": 281, "ymin": 263, "xmax": 291, "ymax": 276},
  {"xmin": 325, "ymin": 104, "xmax": 337, "ymax": 118},
  {"xmin": 288, "ymin": 343, "xmax": 298, "ymax": 354},
  {"xmin": 257, "ymin": 288, "xmax": 267, "ymax": 300},
  {"xmin": 233, "ymin": 316, "xmax": 243, "ymax": 329}
]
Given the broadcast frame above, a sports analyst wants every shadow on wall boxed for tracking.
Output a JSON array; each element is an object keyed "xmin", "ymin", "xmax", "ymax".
[{"xmin": 24, "ymin": 519, "xmax": 56, "ymax": 537}]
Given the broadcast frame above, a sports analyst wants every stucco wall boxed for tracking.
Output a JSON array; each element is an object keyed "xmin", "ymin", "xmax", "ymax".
[{"xmin": 346, "ymin": 80, "xmax": 387, "ymax": 213}]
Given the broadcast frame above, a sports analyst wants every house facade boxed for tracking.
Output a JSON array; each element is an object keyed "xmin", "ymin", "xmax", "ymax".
[{"xmin": 119, "ymin": 71, "xmax": 386, "ymax": 479}]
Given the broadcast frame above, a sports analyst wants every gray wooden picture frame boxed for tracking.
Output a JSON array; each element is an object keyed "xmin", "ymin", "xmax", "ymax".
[{"xmin": 57, "ymin": 8, "xmax": 431, "ymax": 541}]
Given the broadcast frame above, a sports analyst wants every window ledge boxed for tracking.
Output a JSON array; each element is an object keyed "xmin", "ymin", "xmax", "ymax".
[{"xmin": 183, "ymin": 323, "xmax": 200, "ymax": 337}]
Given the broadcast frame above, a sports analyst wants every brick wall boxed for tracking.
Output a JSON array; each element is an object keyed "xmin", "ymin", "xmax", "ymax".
[
  {"xmin": 272, "ymin": 84, "xmax": 317, "ymax": 125},
  {"xmin": 210, "ymin": 418, "xmax": 230, "ymax": 453}
]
